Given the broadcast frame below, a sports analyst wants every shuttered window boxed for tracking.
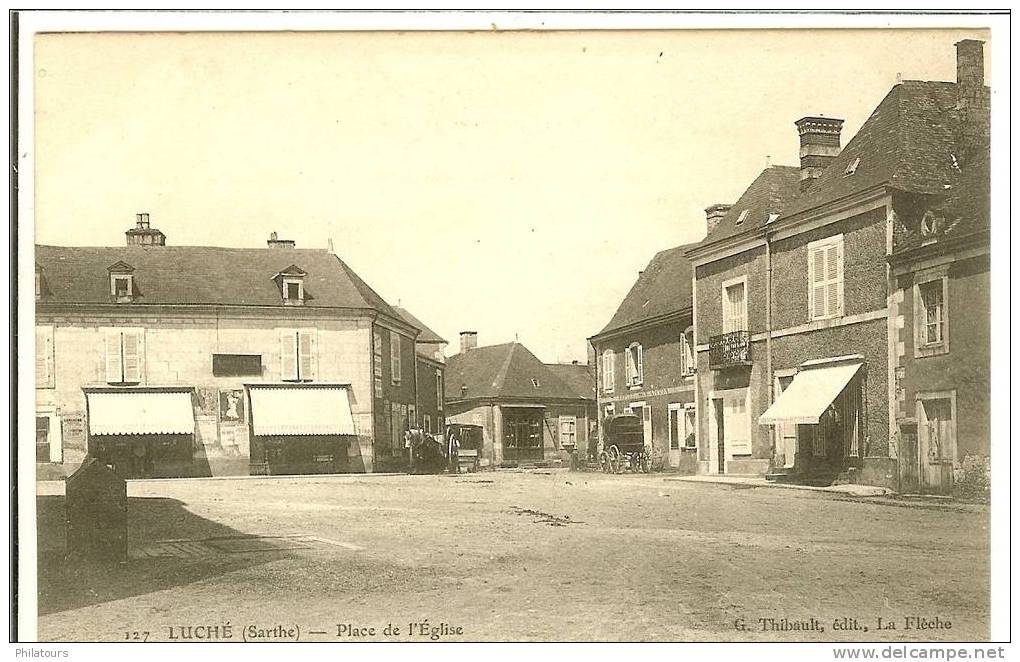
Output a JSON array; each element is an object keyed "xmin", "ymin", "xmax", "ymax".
[
  {"xmin": 373, "ymin": 329, "xmax": 384, "ymax": 397},
  {"xmin": 36, "ymin": 326, "xmax": 54, "ymax": 388},
  {"xmin": 104, "ymin": 329, "xmax": 144, "ymax": 384},
  {"xmin": 679, "ymin": 331, "xmax": 695, "ymax": 376},
  {"xmin": 390, "ymin": 332, "xmax": 402, "ymax": 384},
  {"xmin": 807, "ymin": 235, "xmax": 844, "ymax": 320},
  {"xmin": 280, "ymin": 329, "xmax": 317, "ymax": 381},
  {"xmin": 436, "ymin": 370, "xmax": 443, "ymax": 410},
  {"xmin": 602, "ymin": 349, "xmax": 615, "ymax": 393},
  {"xmin": 626, "ymin": 343, "xmax": 643, "ymax": 387},
  {"xmin": 722, "ymin": 280, "xmax": 747, "ymax": 333}
]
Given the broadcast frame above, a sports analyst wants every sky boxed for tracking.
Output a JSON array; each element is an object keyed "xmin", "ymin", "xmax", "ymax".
[{"xmin": 33, "ymin": 27, "xmax": 990, "ymax": 363}]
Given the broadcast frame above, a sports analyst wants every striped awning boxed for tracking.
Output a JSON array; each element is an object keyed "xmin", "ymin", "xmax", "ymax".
[
  {"xmin": 759, "ymin": 362, "xmax": 863, "ymax": 426},
  {"xmin": 87, "ymin": 390, "xmax": 196, "ymax": 436},
  {"xmin": 249, "ymin": 386, "xmax": 356, "ymax": 436}
]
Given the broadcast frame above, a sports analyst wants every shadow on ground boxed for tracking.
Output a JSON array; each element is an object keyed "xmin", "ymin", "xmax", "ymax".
[{"xmin": 37, "ymin": 494, "xmax": 279, "ymax": 616}]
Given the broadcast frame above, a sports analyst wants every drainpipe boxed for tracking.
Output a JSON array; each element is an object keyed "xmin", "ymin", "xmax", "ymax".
[{"xmin": 764, "ymin": 230, "xmax": 774, "ymax": 465}]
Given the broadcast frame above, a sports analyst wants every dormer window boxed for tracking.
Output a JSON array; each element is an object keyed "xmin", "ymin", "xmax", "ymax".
[
  {"xmin": 531, "ymin": 378, "xmax": 541, "ymax": 388},
  {"xmin": 844, "ymin": 157, "xmax": 861, "ymax": 176},
  {"xmin": 283, "ymin": 278, "xmax": 303, "ymax": 304},
  {"xmin": 35, "ymin": 265, "xmax": 43, "ymax": 300},
  {"xmin": 735, "ymin": 209, "xmax": 749, "ymax": 226},
  {"xmin": 272, "ymin": 265, "xmax": 308, "ymax": 306},
  {"xmin": 107, "ymin": 261, "xmax": 135, "ymax": 303}
]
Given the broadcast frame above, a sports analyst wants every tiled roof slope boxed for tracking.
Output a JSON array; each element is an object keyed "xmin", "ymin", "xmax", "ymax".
[
  {"xmin": 35, "ymin": 244, "xmax": 401, "ymax": 318},
  {"xmin": 545, "ymin": 363, "xmax": 596, "ymax": 402},
  {"xmin": 783, "ymin": 81, "xmax": 977, "ymax": 218},
  {"xmin": 444, "ymin": 343, "xmax": 587, "ymax": 403},
  {"xmin": 703, "ymin": 166, "xmax": 802, "ymax": 243},
  {"xmin": 393, "ymin": 306, "xmax": 447, "ymax": 344},
  {"xmin": 595, "ymin": 242, "xmax": 699, "ymax": 338}
]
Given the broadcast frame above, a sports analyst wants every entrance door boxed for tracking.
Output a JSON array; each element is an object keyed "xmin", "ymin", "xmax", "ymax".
[
  {"xmin": 918, "ymin": 396, "xmax": 955, "ymax": 494},
  {"xmin": 774, "ymin": 376, "xmax": 798, "ymax": 469},
  {"xmin": 713, "ymin": 398, "xmax": 725, "ymax": 474},
  {"xmin": 668, "ymin": 405, "xmax": 682, "ymax": 467}
]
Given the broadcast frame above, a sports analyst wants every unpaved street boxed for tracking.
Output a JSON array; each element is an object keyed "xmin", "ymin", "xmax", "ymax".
[{"xmin": 36, "ymin": 470, "xmax": 989, "ymax": 642}]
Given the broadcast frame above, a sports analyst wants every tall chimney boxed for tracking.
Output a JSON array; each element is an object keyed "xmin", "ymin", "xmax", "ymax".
[
  {"xmin": 125, "ymin": 212, "xmax": 166, "ymax": 246},
  {"xmin": 795, "ymin": 116, "xmax": 844, "ymax": 190},
  {"xmin": 267, "ymin": 231, "xmax": 296, "ymax": 249},
  {"xmin": 459, "ymin": 331, "xmax": 478, "ymax": 354},
  {"xmin": 955, "ymin": 40, "xmax": 989, "ymax": 155},
  {"xmin": 705, "ymin": 203, "xmax": 733, "ymax": 236}
]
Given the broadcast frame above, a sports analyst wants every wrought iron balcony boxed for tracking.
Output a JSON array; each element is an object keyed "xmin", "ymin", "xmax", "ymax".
[{"xmin": 709, "ymin": 330, "xmax": 752, "ymax": 369}]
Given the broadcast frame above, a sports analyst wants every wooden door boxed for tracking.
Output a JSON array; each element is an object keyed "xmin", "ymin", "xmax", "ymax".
[
  {"xmin": 774, "ymin": 376, "xmax": 798, "ymax": 469},
  {"xmin": 918, "ymin": 397, "xmax": 955, "ymax": 494},
  {"xmin": 714, "ymin": 398, "xmax": 725, "ymax": 474}
]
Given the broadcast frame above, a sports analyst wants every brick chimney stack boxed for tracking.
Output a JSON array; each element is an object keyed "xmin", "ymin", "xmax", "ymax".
[
  {"xmin": 795, "ymin": 116, "xmax": 844, "ymax": 190},
  {"xmin": 125, "ymin": 212, "xmax": 166, "ymax": 246},
  {"xmin": 704, "ymin": 203, "xmax": 733, "ymax": 236},
  {"xmin": 267, "ymin": 231, "xmax": 296, "ymax": 249},
  {"xmin": 955, "ymin": 40, "xmax": 989, "ymax": 156},
  {"xmin": 459, "ymin": 331, "xmax": 478, "ymax": 354}
]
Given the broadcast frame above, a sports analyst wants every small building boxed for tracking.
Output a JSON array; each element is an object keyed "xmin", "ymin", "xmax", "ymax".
[
  {"xmin": 588, "ymin": 243, "xmax": 701, "ymax": 471},
  {"xmin": 443, "ymin": 333, "xmax": 595, "ymax": 467},
  {"xmin": 34, "ymin": 215, "xmax": 425, "ymax": 478}
]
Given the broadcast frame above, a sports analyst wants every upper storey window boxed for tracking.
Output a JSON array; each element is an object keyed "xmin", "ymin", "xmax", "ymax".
[
  {"xmin": 107, "ymin": 261, "xmax": 136, "ymax": 303},
  {"xmin": 273, "ymin": 265, "xmax": 308, "ymax": 306}
]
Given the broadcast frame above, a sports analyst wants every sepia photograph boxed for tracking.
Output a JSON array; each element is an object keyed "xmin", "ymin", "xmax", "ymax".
[{"xmin": 11, "ymin": 9, "xmax": 1010, "ymax": 655}]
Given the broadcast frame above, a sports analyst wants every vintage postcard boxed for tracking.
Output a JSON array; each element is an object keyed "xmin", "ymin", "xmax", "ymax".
[{"xmin": 11, "ymin": 10, "xmax": 1010, "ymax": 657}]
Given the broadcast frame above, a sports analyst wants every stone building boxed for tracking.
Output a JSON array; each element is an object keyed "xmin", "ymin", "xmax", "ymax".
[
  {"xmin": 34, "ymin": 215, "xmax": 428, "ymax": 478},
  {"xmin": 443, "ymin": 333, "xmax": 595, "ymax": 468}
]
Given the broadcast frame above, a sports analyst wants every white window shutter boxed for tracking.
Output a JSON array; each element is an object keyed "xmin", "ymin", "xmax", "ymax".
[
  {"xmin": 811, "ymin": 247, "xmax": 827, "ymax": 319},
  {"xmin": 105, "ymin": 331, "xmax": 123, "ymax": 383},
  {"xmin": 280, "ymin": 330, "xmax": 298, "ymax": 380},
  {"xmin": 637, "ymin": 345, "xmax": 644, "ymax": 383},
  {"xmin": 121, "ymin": 331, "xmax": 140, "ymax": 382},
  {"xmin": 299, "ymin": 331, "xmax": 316, "ymax": 381},
  {"xmin": 36, "ymin": 326, "xmax": 53, "ymax": 388},
  {"xmin": 825, "ymin": 244, "xmax": 840, "ymax": 317}
]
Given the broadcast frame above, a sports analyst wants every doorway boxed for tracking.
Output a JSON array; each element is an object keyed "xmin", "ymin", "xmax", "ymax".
[
  {"xmin": 917, "ymin": 393, "xmax": 956, "ymax": 495},
  {"xmin": 713, "ymin": 398, "xmax": 725, "ymax": 474}
]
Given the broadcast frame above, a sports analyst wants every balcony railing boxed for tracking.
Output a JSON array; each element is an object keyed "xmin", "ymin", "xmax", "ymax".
[{"xmin": 709, "ymin": 330, "xmax": 752, "ymax": 369}]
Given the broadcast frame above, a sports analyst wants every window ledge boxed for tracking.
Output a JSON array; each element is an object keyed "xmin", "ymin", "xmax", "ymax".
[{"xmin": 914, "ymin": 342, "xmax": 949, "ymax": 359}]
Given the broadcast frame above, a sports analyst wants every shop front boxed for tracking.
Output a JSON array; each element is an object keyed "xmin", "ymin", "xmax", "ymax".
[
  {"xmin": 247, "ymin": 384, "xmax": 357, "ymax": 475},
  {"xmin": 85, "ymin": 388, "xmax": 199, "ymax": 479},
  {"xmin": 500, "ymin": 405, "xmax": 545, "ymax": 463},
  {"xmin": 759, "ymin": 356, "xmax": 865, "ymax": 484}
]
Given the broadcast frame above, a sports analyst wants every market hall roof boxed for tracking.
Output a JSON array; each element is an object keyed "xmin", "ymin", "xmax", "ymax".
[
  {"xmin": 592, "ymin": 242, "xmax": 700, "ymax": 340},
  {"xmin": 35, "ymin": 244, "xmax": 402, "ymax": 319},
  {"xmin": 444, "ymin": 342, "xmax": 590, "ymax": 404}
]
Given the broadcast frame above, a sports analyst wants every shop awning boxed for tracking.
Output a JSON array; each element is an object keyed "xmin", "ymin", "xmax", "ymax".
[
  {"xmin": 87, "ymin": 390, "xmax": 196, "ymax": 435},
  {"xmin": 759, "ymin": 362, "xmax": 863, "ymax": 426},
  {"xmin": 249, "ymin": 386, "xmax": 356, "ymax": 436}
]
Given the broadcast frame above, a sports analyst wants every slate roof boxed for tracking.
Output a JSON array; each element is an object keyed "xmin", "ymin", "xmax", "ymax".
[
  {"xmin": 593, "ymin": 242, "xmax": 698, "ymax": 338},
  {"xmin": 783, "ymin": 81, "xmax": 982, "ymax": 218},
  {"xmin": 392, "ymin": 306, "xmax": 446, "ymax": 344},
  {"xmin": 444, "ymin": 342, "xmax": 590, "ymax": 403},
  {"xmin": 545, "ymin": 363, "xmax": 596, "ymax": 402},
  {"xmin": 35, "ymin": 244, "xmax": 401, "ymax": 319},
  {"xmin": 701, "ymin": 166, "xmax": 802, "ymax": 244}
]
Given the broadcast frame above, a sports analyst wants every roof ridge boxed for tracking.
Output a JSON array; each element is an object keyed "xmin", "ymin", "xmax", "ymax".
[{"xmin": 491, "ymin": 342, "xmax": 519, "ymax": 394}]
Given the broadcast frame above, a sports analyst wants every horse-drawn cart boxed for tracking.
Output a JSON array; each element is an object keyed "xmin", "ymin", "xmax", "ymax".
[{"xmin": 600, "ymin": 413, "xmax": 649, "ymax": 473}]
